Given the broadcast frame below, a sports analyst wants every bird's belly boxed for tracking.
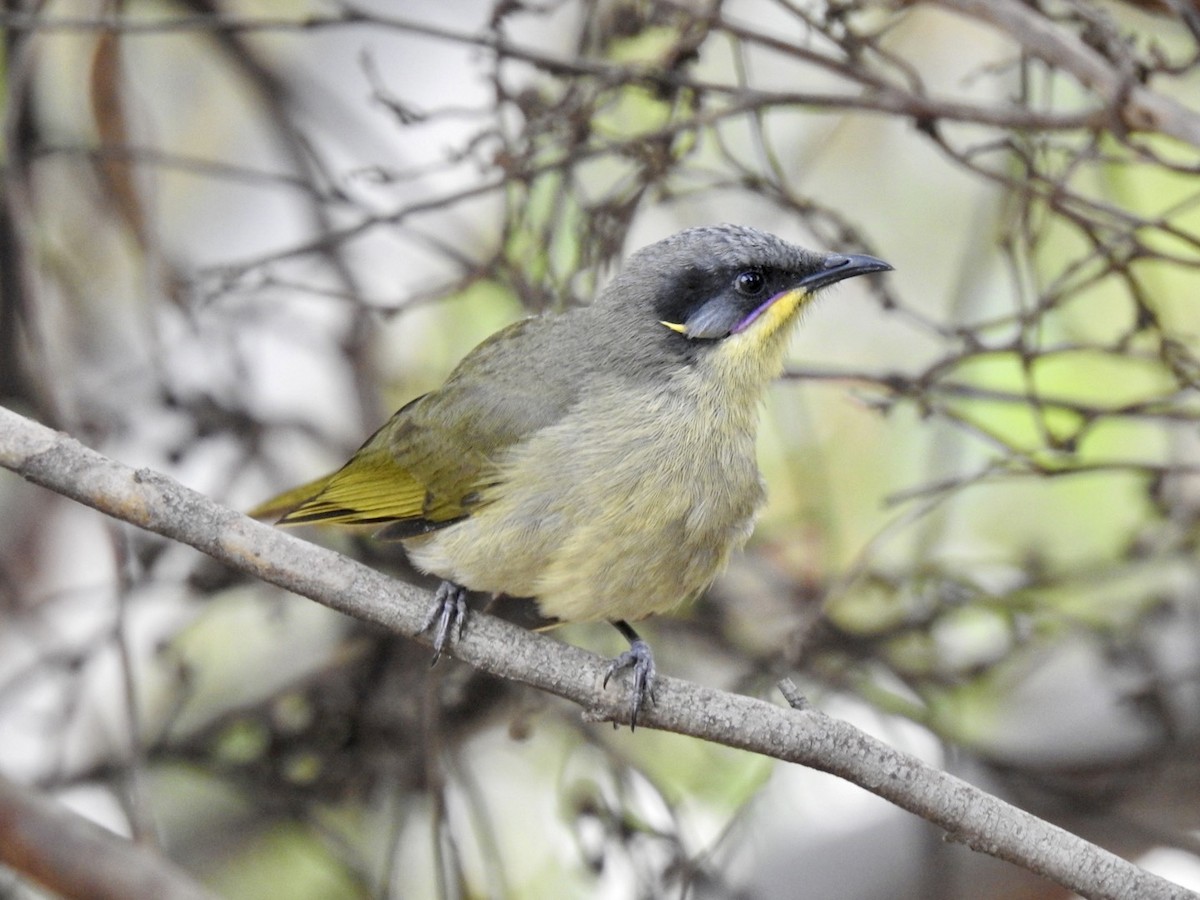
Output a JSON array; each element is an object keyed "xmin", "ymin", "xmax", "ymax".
[{"xmin": 403, "ymin": 414, "xmax": 764, "ymax": 623}]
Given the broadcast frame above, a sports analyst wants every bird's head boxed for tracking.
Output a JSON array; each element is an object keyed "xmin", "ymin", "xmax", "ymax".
[{"xmin": 593, "ymin": 224, "xmax": 892, "ymax": 386}]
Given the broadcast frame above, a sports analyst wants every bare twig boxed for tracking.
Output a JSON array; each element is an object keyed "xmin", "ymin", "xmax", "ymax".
[
  {"xmin": 931, "ymin": 0, "xmax": 1200, "ymax": 146},
  {"xmin": 0, "ymin": 774, "xmax": 217, "ymax": 900}
]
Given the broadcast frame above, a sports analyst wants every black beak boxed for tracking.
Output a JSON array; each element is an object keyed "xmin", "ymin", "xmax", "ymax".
[{"xmin": 799, "ymin": 253, "xmax": 893, "ymax": 292}]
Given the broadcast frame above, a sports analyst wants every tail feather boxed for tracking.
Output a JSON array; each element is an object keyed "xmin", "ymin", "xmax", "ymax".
[{"xmin": 247, "ymin": 473, "xmax": 337, "ymax": 522}]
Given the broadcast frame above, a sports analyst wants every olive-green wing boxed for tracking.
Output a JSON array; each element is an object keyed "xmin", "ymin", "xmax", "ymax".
[
  {"xmin": 247, "ymin": 395, "xmax": 434, "ymax": 527},
  {"xmin": 250, "ymin": 316, "xmax": 579, "ymax": 534}
]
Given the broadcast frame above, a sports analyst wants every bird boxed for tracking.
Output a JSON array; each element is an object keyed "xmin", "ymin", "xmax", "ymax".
[{"xmin": 251, "ymin": 224, "xmax": 891, "ymax": 727}]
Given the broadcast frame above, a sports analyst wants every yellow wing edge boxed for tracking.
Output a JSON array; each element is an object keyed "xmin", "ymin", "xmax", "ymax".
[{"xmin": 248, "ymin": 449, "xmax": 452, "ymax": 527}]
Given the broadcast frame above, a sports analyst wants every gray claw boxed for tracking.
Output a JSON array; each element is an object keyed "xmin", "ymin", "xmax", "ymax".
[
  {"xmin": 422, "ymin": 581, "xmax": 468, "ymax": 664},
  {"xmin": 603, "ymin": 638, "xmax": 656, "ymax": 729}
]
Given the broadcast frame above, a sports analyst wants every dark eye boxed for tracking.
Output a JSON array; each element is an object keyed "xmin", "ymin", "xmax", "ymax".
[{"xmin": 734, "ymin": 270, "xmax": 765, "ymax": 296}]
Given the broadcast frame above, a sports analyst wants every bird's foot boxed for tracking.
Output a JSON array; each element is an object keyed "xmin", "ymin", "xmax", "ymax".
[
  {"xmin": 422, "ymin": 581, "xmax": 469, "ymax": 664},
  {"xmin": 603, "ymin": 638, "xmax": 656, "ymax": 730}
]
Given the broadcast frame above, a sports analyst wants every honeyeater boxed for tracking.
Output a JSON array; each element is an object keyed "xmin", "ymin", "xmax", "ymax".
[{"xmin": 251, "ymin": 224, "xmax": 891, "ymax": 726}]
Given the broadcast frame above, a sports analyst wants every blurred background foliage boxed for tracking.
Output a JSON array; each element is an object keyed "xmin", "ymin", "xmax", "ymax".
[{"xmin": 2, "ymin": 0, "xmax": 1200, "ymax": 897}]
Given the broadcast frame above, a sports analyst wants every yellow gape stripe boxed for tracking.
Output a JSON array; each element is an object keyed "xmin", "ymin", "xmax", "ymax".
[
  {"xmin": 710, "ymin": 287, "xmax": 815, "ymax": 388},
  {"xmin": 740, "ymin": 287, "xmax": 811, "ymax": 343},
  {"xmin": 660, "ymin": 320, "xmax": 688, "ymax": 334}
]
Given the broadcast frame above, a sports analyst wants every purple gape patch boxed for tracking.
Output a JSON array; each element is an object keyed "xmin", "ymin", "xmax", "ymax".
[{"xmin": 732, "ymin": 291, "xmax": 787, "ymax": 334}]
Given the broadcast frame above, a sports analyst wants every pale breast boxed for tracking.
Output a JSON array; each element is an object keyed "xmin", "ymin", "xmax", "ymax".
[{"xmin": 404, "ymin": 371, "xmax": 765, "ymax": 623}]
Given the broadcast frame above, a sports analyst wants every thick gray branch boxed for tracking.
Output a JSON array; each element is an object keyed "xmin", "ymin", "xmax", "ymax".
[{"xmin": 0, "ymin": 404, "xmax": 1195, "ymax": 900}]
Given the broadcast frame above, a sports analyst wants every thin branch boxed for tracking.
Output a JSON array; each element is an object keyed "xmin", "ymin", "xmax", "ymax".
[
  {"xmin": 0, "ymin": 774, "xmax": 217, "ymax": 900},
  {"xmin": 0, "ymin": 8, "xmax": 1120, "ymax": 133},
  {"xmin": 0, "ymin": 404, "xmax": 1195, "ymax": 900},
  {"xmin": 931, "ymin": 0, "xmax": 1200, "ymax": 147}
]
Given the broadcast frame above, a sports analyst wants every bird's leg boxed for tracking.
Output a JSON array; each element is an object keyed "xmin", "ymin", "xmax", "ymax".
[
  {"xmin": 422, "ymin": 581, "xmax": 469, "ymax": 664},
  {"xmin": 603, "ymin": 620, "xmax": 657, "ymax": 729}
]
